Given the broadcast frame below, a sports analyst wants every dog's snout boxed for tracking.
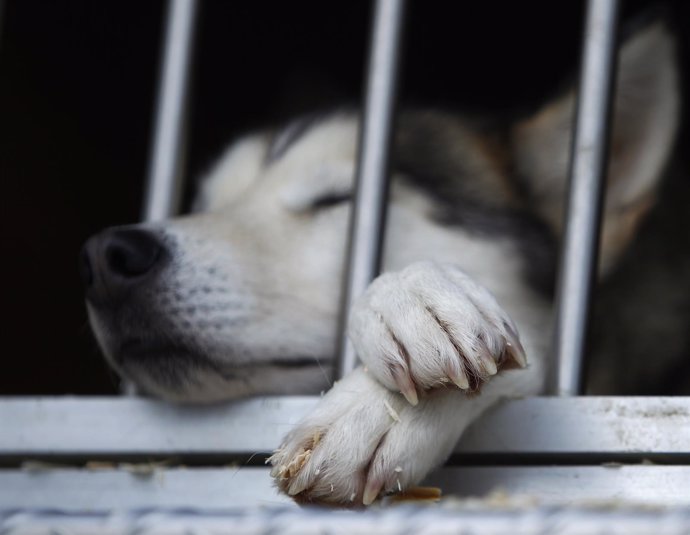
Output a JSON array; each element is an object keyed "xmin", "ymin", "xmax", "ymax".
[
  {"xmin": 80, "ymin": 227, "xmax": 168, "ymax": 304},
  {"xmin": 103, "ymin": 228, "xmax": 163, "ymax": 278}
]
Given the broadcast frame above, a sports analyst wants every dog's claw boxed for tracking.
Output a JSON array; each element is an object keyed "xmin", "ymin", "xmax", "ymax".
[
  {"xmin": 391, "ymin": 364, "xmax": 418, "ymax": 405},
  {"xmin": 506, "ymin": 341, "xmax": 527, "ymax": 368},
  {"xmin": 480, "ymin": 353, "xmax": 498, "ymax": 376},
  {"xmin": 504, "ymin": 323, "xmax": 528, "ymax": 368},
  {"xmin": 287, "ymin": 476, "xmax": 310, "ymax": 496},
  {"xmin": 449, "ymin": 369, "xmax": 470, "ymax": 390},
  {"xmin": 362, "ymin": 477, "xmax": 384, "ymax": 505},
  {"xmin": 399, "ymin": 384, "xmax": 419, "ymax": 406}
]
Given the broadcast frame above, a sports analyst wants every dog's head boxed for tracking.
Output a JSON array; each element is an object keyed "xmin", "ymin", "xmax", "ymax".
[
  {"xmin": 81, "ymin": 23, "xmax": 679, "ymax": 402},
  {"xmin": 82, "ymin": 118, "xmax": 361, "ymax": 401}
]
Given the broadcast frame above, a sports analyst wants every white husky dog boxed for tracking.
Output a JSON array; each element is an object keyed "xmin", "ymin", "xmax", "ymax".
[{"xmin": 81, "ymin": 22, "xmax": 678, "ymax": 505}]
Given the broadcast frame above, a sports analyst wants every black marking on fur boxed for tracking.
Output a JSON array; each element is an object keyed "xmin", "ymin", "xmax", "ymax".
[{"xmin": 392, "ymin": 111, "xmax": 557, "ymax": 298}]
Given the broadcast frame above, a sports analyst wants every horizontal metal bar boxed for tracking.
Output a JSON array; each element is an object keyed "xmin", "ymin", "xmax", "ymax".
[
  {"xmin": 337, "ymin": 0, "xmax": 406, "ymax": 379},
  {"xmin": 550, "ymin": 0, "xmax": 620, "ymax": 396},
  {"xmin": 0, "ymin": 467, "xmax": 289, "ymax": 511},
  {"xmin": 0, "ymin": 396, "xmax": 309, "ymax": 459},
  {"xmin": 1, "ymin": 512, "xmax": 689, "ymax": 535},
  {"xmin": 426, "ymin": 465, "xmax": 690, "ymax": 507},
  {"xmin": 458, "ymin": 396, "xmax": 690, "ymax": 458},
  {"xmin": 2, "ymin": 466, "xmax": 690, "ymax": 512},
  {"xmin": 2, "ymin": 397, "xmax": 689, "ymax": 460},
  {"xmin": 2, "ymin": 509, "xmax": 690, "ymax": 535}
]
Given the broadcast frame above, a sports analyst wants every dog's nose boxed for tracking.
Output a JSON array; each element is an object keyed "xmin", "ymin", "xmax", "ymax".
[{"xmin": 80, "ymin": 227, "xmax": 168, "ymax": 304}]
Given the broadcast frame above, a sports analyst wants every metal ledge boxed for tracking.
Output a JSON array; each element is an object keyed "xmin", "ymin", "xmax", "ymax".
[
  {"xmin": 1, "ymin": 465, "xmax": 690, "ymax": 511},
  {"xmin": 1, "ymin": 396, "xmax": 689, "ymax": 462},
  {"xmin": 2, "ymin": 396, "xmax": 689, "ymax": 522},
  {"xmin": 2, "ymin": 506, "xmax": 690, "ymax": 535},
  {"xmin": 0, "ymin": 467, "xmax": 290, "ymax": 510}
]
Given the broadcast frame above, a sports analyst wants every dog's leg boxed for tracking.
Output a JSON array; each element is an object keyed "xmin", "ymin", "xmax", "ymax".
[{"xmin": 269, "ymin": 261, "xmax": 542, "ymax": 506}]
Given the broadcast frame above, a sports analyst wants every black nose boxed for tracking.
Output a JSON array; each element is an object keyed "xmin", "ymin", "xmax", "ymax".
[{"xmin": 80, "ymin": 227, "xmax": 168, "ymax": 304}]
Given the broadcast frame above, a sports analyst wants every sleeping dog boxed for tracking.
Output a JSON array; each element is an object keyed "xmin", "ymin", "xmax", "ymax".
[{"xmin": 81, "ymin": 22, "xmax": 679, "ymax": 505}]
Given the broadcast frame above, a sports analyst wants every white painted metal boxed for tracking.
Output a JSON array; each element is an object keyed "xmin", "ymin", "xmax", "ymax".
[
  {"xmin": 337, "ymin": 0, "xmax": 406, "ymax": 378},
  {"xmin": 427, "ymin": 466, "xmax": 690, "ymax": 507},
  {"xmin": 143, "ymin": 0, "xmax": 198, "ymax": 222},
  {"xmin": 0, "ymin": 467, "xmax": 291, "ymax": 510},
  {"xmin": 551, "ymin": 0, "xmax": 620, "ymax": 396},
  {"xmin": 2, "ymin": 506, "xmax": 690, "ymax": 535},
  {"xmin": 1, "ymin": 397, "xmax": 689, "ymax": 459},
  {"xmin": 1, "ymin": 466, "xmax": 690, "ymax": 511},
  {"xmin": 0, "ymin": 396, "xmax": 310, "ymax": 457},
  {"xmin": 459, "ymin": 396, "xmax": 690, "ymax": 457}
]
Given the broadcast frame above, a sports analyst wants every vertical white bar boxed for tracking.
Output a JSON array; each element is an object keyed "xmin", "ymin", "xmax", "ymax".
[
  {"xmin": 550, "ymin": 0, "xmax": 620, "ymax": 396},
  {"xmin": 142, "ymin": 0, "xmax": 198, "ymax": 222},
  {"xmin": 125, "ymin": 0, "xmax": 197, "ymax": 396},
  {"xmin": 336, "ymin": 0, "xmax": 406, "ymax": 379}
]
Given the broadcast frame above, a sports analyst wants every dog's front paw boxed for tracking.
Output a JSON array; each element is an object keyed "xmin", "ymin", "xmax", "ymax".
[
  {"xmin": 349, "ymin": 261, "xmax": 527, "ymax": 404},
  {"xmin": 268, "ymin": 368, "xmax": 455, "ymax": 506}
]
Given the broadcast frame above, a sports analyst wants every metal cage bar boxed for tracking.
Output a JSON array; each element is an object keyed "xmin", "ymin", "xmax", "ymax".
[
  {"xmin": 336, "ymin": 0, "xmax": 406, "ymax": 379},
  {"xmin": 142, "ymin": 0, "xmax": 198, "ymax": 223},
  {"xmin": 2, "ymin": 397, "xmax": 689, "ymax": 461},
  {"xmin": 550, "ymin": 0, "xmax": 620, "ymax": 396},
  {"xmin": 121, "ymin": 0, "xmax": 198, "ymax": 396}
]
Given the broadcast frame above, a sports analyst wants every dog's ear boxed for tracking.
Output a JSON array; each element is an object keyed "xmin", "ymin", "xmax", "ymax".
[{"xmin": 512, "ymin": 21, "xmax": 680, "ymax": 272}]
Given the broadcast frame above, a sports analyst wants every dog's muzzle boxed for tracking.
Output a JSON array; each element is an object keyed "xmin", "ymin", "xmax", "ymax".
[{"xmin": 79, "ymin": 225, "xmax": 196, "ymax": 388}]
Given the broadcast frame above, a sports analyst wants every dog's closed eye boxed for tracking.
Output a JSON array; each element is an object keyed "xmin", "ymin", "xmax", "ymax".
[
  {"xmin": 279, "ymin": 161, "xmax": 355, "ymax": 213},
  {"xmin": 310, "ymin": 191, "xmax": 353, "ymax": 210},
  {"xmin": 281, "ymin": 185, "xmax": 353, "ymax": 213}
]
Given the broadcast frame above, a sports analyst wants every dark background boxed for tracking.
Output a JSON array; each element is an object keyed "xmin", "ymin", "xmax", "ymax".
[{"xmin": 1, "ymin": 0, "xmax": 688, "ymax": 395}]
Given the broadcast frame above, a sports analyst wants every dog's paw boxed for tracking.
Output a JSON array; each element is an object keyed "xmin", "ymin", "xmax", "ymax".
[
  {"xmin": 349, "ymin": 261, "xmax": 527, "ymax": 405},
  {"xmin": 268, "ymin": 368, "xmax": 460, "ymax": 506}
]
